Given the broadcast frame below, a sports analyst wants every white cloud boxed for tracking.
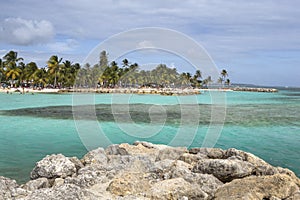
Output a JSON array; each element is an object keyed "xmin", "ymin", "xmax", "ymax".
[
  {"xmin": 0, "ymin": 18, "xmax": 54, "ymax": 45},
  {"xmin": 47, "ymin": 39, "xmax": 79, "ymax": 53}
]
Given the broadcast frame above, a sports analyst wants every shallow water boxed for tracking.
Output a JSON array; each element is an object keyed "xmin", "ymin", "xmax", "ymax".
[{"xmin": 0, "ymin": 89, "xmax": 299, "ymax": 183}]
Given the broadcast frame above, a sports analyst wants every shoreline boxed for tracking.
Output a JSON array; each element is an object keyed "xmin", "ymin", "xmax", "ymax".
[{"xmin": 0, "ymin": 86, "xmax": 278, "ymax": 95}]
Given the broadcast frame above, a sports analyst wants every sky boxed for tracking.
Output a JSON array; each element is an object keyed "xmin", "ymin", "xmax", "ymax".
[{"xmin": 0, "ymin": 0, "xmax": 299, "ymax": 87}]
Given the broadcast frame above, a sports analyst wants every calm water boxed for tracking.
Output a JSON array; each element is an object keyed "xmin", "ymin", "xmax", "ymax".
[{"xmin": 0, "ymin": 89, "xmax": 299, "ymax": 183}]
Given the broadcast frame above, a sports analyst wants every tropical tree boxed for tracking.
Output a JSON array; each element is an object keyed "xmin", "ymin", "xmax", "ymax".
[
  {"xmin": 225, "ymin": 79, "xmax": 231, "ymax": 86},
  {"xmin": 32, "ymin": 68, "xmax": 49, "ymax": 88},
  {"xmin": 2, "ymin": 51, "xmax": 24, "ymax": 87},
  {"xmin": 47, "ymin": 55, "xmax": 63, "ymax": 88}
]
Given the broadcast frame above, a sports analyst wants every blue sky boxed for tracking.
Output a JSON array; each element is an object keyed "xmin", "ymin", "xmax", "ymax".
[{"xmin": 0, "ymin": 0, "xmax": 299, "ymax": 87}]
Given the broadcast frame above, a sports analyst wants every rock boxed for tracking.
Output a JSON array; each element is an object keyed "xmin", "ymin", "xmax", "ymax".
[
  {"xmin": 214, "ymin": 174, "xmax": 300, "ymax": 200},
  {"xmin": 81, "ymin": 147, "xmax": 107, "ymax": 165},
  {"xmin": 189, "ymin": 148, "xmax": 225, "ymax": 159},
  {"xmin": 23, "ymin": 183, "xmax": 98, "ymax": 200},
  {"xmin": 1, "ymin": 142, "xmax": 300, "ymax": 199},
  {"xmin": 107, "ymin": 172, "xmax": 152, "ymax": 196},
  {"xmin": 52, "ymin": 178, "xmax": 64, "ymax": 187},
  {"xmin": 156, "ymin": 147, "xmax": 188, "ymax": 161},
  {"xmin": 30, "ymin": 154, "xmax": 76, "ymax": 179},
  {"xmin": 68, "ymin": 156, "xmax": 84, "ymax": 171},
  {"xmin": 147, "ymin": 178, "xmax": 208, "ymax": 200},
  {"xmin": 105, "ymin": 144, "xmax": 129, "ymax": 155},
  {"xmin": 179, "ymin": 152, "xmax": 207, "ymax": 165},
  {"xmin": 193, "ymin": 158, "xmax": 254, "ymax": 182},
  {"xmin": 23, "ymin": 178, "xmax": 49, "ymax": 191},
  {"xmin": 0, "ymin": 176, "xmax": 18, "ymax": 200},
  {"xmin": 225, "ymin": 148, "xmax": 279, "ymax": 176},
  {"xmin": 286, "ymin": 191, "xmax": 300, "ymax": 200}
]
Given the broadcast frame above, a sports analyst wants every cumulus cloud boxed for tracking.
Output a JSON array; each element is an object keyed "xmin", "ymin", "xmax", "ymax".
[
  {"xmin": 47, "ymin": 39, "xmax": 79, "ymax": 53},
  {"xmin": 0, "ymin": 18, "xmax": 54, "ymax": 45}
]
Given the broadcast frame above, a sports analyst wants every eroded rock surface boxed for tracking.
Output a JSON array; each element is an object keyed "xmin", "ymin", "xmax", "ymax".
[{"xmin": 1, "ymin": 142, "xmax": 299, "ymax": 200}]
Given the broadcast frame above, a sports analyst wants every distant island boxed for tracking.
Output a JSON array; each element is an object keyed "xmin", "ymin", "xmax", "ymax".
[{"xmin": 0, "ymin": 50, "xmax": 277, "ymax": 95}]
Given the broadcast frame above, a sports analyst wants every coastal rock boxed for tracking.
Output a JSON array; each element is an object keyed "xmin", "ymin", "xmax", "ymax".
[
  {"xmin": 156, "ymin": 146, "xmax": 188, "ymax": 161},
  {"xmin": 105, "ymin": 144, "xmax": 129, "ymax": 155},
  {"xmin": 107, "ymin": 172, "xmax": 152, "ymax": 196},
  {"xmin": 23, "ymin": 183, "xmax": 98, "ymax": 200},
  {"xmin": 225, "ymin": 148, "xmax": 279, "ymax": 176},
  {"xmin": 30, "ymin": 154, "xmax": 76, "ymax": 179},
  {"xmin": 2, "ymin": 142, "xmax": 299, "ymax": 200},
  {"xmin": 214, "ymin": 174, "xmax": 300, "ymax": 200},
  {"xmin": 81, "ymin": 147, "xmax": 107, "ymax": 165},
  {"xmin": 147, "ymin": 177, "xmax": 208, "ymax": 200},
  {"xmin": 22, "ymin": 178, "xmax": 49, "ymax": 191},
  {"xmin": 0, "ymin": 176, "xmax": 18, "ymax": 200},
  {"xmin": 193, "ymin": 158, "xmax": 254, "ymax": 182}
]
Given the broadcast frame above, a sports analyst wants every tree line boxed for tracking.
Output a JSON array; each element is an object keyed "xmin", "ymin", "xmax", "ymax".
[{"xmin": 0, "ymin": 50, "xmax": 229, "ymax": 89}]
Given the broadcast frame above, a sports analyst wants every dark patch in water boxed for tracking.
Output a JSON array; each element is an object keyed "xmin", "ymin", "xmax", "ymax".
[{"xmin": 1, "ymin": 103, "xmax": 299, "ymax": 127}]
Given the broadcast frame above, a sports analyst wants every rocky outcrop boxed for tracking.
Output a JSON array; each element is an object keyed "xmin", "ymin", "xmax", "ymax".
[{"xmin": 1, "ymin": 142, "xmax": 299, "ymax": 199}]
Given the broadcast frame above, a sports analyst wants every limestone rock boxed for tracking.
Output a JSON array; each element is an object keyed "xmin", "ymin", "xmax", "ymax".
[
  {"xmin": 0, "ymin": 176, "xmax": 18, "ymax": 200},
  {"xmin": 23, "ymin": 178, "xmax": 49, "ymax": 191},
  {"xmin": 214, "ymin": 174, "xmax": 300, "ymax": 200},
  {"xmin": 105, "ymin": 144, "xmax": 129, "ymax": 155},
  {"xmin": 30, "ymin": 154, "xmax": 76, "ymax": 179},
  {"xmin": 81, "ymin": 147, "xmax": 107, "ymax": 165},
  {"xmin": 147, "ymin": 177, "xmax": 208, "ymax": 200},
  {"xmin": 23, "ymin": 183, "xmax": 98, "ymax": 200},
  {"xmin": 193, "ymin": 158, "xmax": 254, "ymax": 182},
  {"xmin": 68, "ymin": 156, "xmax": 84, "ymax": 171},
  {"xmin": 156, "ymin": 147, "xmax": 188, "ymax": 161},
  {"xmin": 107, "ymin": 172, "xmax": 151, "ymax": 196}
]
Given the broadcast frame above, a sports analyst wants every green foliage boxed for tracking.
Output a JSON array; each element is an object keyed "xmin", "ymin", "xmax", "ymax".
[{"xmin": 1, "ymin": 50, "xmax": 230, "ymax": 89}]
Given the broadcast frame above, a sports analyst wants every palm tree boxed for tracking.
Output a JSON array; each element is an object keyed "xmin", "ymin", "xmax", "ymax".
[
  {"xmin": 32, "ymin": 68, "xmax": 49, "ymax": 88},
  {"xmin": 24, "ymin": 62, "xmax": 38, "ymax": 84},
  {"xmin": 3, "ymin": 51, "xmax": 24, "ymax": 87},
  {"xmin": 225, "ymin": 79, "xmax": 231, "ymax": 86},
  {"xmin": 47, "ymin": 55, "xmax": 63, "ymax": 88},
  {"xmin": 221, "ymin": 69, "xmax": 228, "ymax": 81}
]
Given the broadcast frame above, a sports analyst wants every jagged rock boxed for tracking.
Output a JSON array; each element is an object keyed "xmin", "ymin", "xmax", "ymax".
[
  {"xmin": 107, "ymin": 172, "xmax": 152, "ymax": 196},
  {"xmin": 1, "ymin": 142, "xmax": 299, "ymax": 199},
  {"xmin": 286, "ymin": 191, "xmax": 300, "ymax": 200},
  {"xmin": 0, "ymin": 176, "xmax": 19, "ymax": 200},
  {"xmin": 22, "ymin": 178, "xmax": 49, "ymax": 191},
  {"xmin": 105, "ymin": 144, "xmax": 129, "ymax": 155},
  {"xmin": 30, "ymin": 154, "xmax": 76, "ymax": 179},
  {"xmin": 179, "ymin": 152, "xmax": 207, "ymax": 165},
  {"xmin": 156, "ymin": 147, "xmax": 188, "ymax": 161},
  {"xmin": 189, "ymin": 148, "xmax": 224, "ymax": 159},
  {"xmin": 52, "ymin": 178, "xmax": 64, "ymax": 187},
  {"xmin": 23, "ymin": 183, "xmax": 98, "ymax": 200},
  {"xmin": 81, "ymin": 147, "xmax": 107, "ymax": 165},
  {"xmin": 214, "ymin": 174, "xmax": 300, "ymax": 200},
  {"xmin": 147, "ymin": 177, "xmax": 208, "ymax": 200},
  {"xmin": 68, "ymin": 156, "xmax": 84, "ymax": 171},
  {"xmin": 193, "ymin": 158, "xmax": 254, "ymax": 182},
  {"xmin": 225, "ymin": 148, "xmax": 279, "ymax": 176}
]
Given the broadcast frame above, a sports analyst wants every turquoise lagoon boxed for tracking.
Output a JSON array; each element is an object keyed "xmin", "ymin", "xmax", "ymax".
[{"xmin": 0, "ymin": 88, "xmax": 299, "ymax": 183}]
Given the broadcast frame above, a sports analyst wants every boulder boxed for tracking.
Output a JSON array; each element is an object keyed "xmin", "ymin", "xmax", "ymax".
[
  {"xmin": 105, "ymin": 144, "xmax": 128, "ymax": 155},
  {"xmin": 193, "ymin": 158, "xmax": 254, "ymax": 182},
  {"xmin": 147, "ymin": 178, "xmax": 208, "ymax": 200},
  {"xmin": 156, "ymin": 147, "xmax": 188, "ymax": 161},
  {"xmin": 22, "ymin": 178, "xmax": 49, "ymax": 191},
  {"xmin": 23, "ymin": 183, "xmax": 98, "ymax": 200},
  {"xmin": 214, "ymin": 174, "xmax": 300, "ymax": 200},
  {"xmin": 107, "ymin": 172, "xmax": 152, "ymax": 196},
  {"xmin": 30, "ymin": 154, "xmax": 76, "ymax": 179},
  {"xmin": 0, "ymin": 176, "xmax": 19, "ymax": 200},
  {"xmin": 81, "ymin": 147, "xmax": 107, "ymax": 165}
]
